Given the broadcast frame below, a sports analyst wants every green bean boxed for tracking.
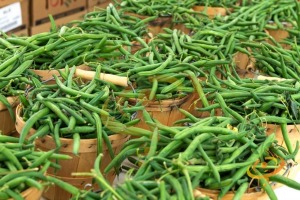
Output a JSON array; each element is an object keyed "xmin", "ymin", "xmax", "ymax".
[
  {"xmin": 270, "ymin": 174, "xmax": 300, "ymax": 190},
  {"xmin": 280, "ymin": 113, "xmax": 294, "ymax": 155},
  {"xmin": 29, "ymin": 149, "xmax": 55, "ymax": 169},
  {"xmin": 181, "ymin": 133, "xmax": 212, "ymax": 160},
  {"xmin": 149, "ymin": 77, "xmax": 158, "ymax": 100},
  {"xmin": 58, "ymin": 103, "xmax": 87, "ymax": 124},
  {"xmin": 40, "ymin": 100, "xmax": 70, "ymax": 125},
  {"xmin": 53, "ymin": 75, "xmax": 96, "ymax": 99},
  {"xmin": 222, "ymin": 140, "xmax": 252, "ymax": 164},
  {"xmin": 6, "ymin": 189, "xmax": 23, "ymax": 200},
  {"xmin": 159, "ymin": 181, "xmax": 167, "ymax": 200},
  {"xmin": 93, "ymin": 112, "xmax": 103, "ymax": 155},
  {"xmin": 198, "ymin": 145, "xmax": 220, "ymax": 183},
  {"xmin": 81, "ymin": 21, "xmax": 137, "ymax": 37},
  {"xmin": 80, "ymin": 99, "xmax": 109, "ymax": 117},
  {"xmin": 27, "ymin": 124, "xmax": 50, "ymax": 143},
  {"xmin": 161, "ymin": 77, "xmax": 185, "ymax": 94},
  {"xmin": 60, "ymin": 126, "xmax": 96, "ymax": 134},
  {"xmin": 46, "ymin": 176, "xmax": 81, "ymax": 196},
  {"xmin": 232, "ymin": 182, "xmax": 249, "ymax": 200},
  {"xmin": 257, "ymin": 170, "xmax": 278, "ymax": 200},
  {"xmin": 73, "ymin": 133, "xmax": 80, "ymax": 155},
  {"xmin": 104, "ymin": 143, "xmax": 142, "ymax": 174},
  {"xmin": 138, "ymin": 53, "xmax": 173, "ymax": 76},
  {"xmin": 163, "ymin": 175, "xmax": 185, "ymax": 200},
  {"xmin": 19, "ymin": 107, "xmax": 50, "ymax": 144},
  {"xmin": 185, "ymin": 70, "xmax": 209, "ymax": 107}
]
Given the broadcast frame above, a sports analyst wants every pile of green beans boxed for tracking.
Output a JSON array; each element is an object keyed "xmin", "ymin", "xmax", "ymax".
[
  {"xmin": 202, "ymin": 75, "xmax": 300, "ymax": 121},
  {"xmin": 71, "ymin": 154, "xmax": 210, "ymax": 200},
  {"xmin": 0, "ymin": 28, "xmax": 127, "ymax": 70},
  {"xmin": 264, "ymin": 0, "xmax": 299, "ymax": 31},
  {"xmin": 186, "ymin": 2, "xmax": 271, "ymax": 33},
  {"xmin": 115, "ymin": 0, "xmax": 210, "ymax": 29},
  {"xmin": 0, "ymin": 135, "xmax": 71, "ymax": 199},
  {"xmin": 0, "ymin": 4, "xmax": 154, "ymax": 71},
  {"xmin": 19, "ymin": 65, "xmax": 138, "ymax": 155},
  {"xmin": 0, "ymin": 36, "xmax": 33, "ymax": 96},
  {"xmin": 0, "ymin": 42, "xmax": 34, "ymax": 122},
  {"xmin": 239, "ymin": 40, "xmax": 300, "ymax": 80},
  {"xmin": 89, "ymin": 112, "xmax": 299, "ymax": 200},
  {"xmin": 115, "ymin": 0, "xmax": 197, "ymax": 16},
  {"xmin": 156, "ymin": 27, "xmax": 264, "ymax": 74},
  {"xmin": 99, "ymin": 28, "xmax": 246, "ymax": 101},
  {"xmin": 197, "ymin": 75, "xmax": 300, "ymax": 155},
  {"xmin": 126, "ymin": 40, "xmax": 196, "ymax": 101},
  {"xmin": 187, "ymin": 0, "xmax": 299, "ymax": 40},
  {"xmin": 85, "ymin": 33, "xmax": 198, "ymax": 101},
  {"xmin": 156, "ymin": 28, "xmax": 236, "ymax": 60},
  {"xmin": 230, "ymin": 0, "xmax": 299, "ymax": 31},
  {"xmin": 75, "ymin": 4, "xmax": 151, "ymax": 42},
  {"xmin": 191, "ymin": 24, "xmax": 271, "ymax": 43}
]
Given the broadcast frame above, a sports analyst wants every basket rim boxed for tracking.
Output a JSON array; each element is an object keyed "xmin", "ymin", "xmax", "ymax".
[
  {"xmin": 0, "ymin": 96, "xmax": 19, "ymax": 111},
  {"xmin": 128, "ymin": 94, "xmax": 190, "ymax": 107}
]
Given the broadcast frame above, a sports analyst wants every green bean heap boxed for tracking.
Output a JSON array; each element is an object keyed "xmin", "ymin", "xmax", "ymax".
[
  {"xmin": 115, "ymin": 0, "xmax": 197, "ymax": 16},
  {"xmin": 76, "ymin": 113, "xmax": 299, "ymax": 199},
  {"xmin": 115, "ymin": 0, "xmax": 210, "ymax": 30},
  {"xmin": 77, "ymin": 4, "xmax": 151, "ymax": 41},
  {"xmin": 238, "ymin": 41, "xmax": 300, "ymax": 80},
  {"xmin": 0, "ymin": 29, "xmax": 126, "ymax": 71},
  {"xmin": 0, "ymin": 135, "xmax": 71, "ymax": 199},
  {"xmin": 229, "ymin": 0, "xmax": 299, "ymax": 32},
  {"xmin": 0, "ymin": 37, "xmax": 34, "ymax": 122},
  {"xmin": 0, "ymin": 36, "xmax": 33, "ymax": 97},
  {"xmin": 202, "ymin": 75, "xmax": 300, "ymax": 121},
  {"xmin": 186, "ymin": 0, "xmax": 300, "ymax": 40},
  {"xmin": 18, "ymin": 66, "xmax": 139, "ymax": 155}
]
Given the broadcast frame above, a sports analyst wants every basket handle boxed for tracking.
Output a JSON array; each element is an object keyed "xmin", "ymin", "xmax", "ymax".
[
  {"xmin": 75, "ymin": 67, "xmax": 128, "ymax": 87},
  {"xmin": 255, "ymin": 75, "xmax": 291, "ymax": 82}
]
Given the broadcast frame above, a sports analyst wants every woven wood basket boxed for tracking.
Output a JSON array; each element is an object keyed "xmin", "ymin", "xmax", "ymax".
[
  {"xmin": 15, "ymin": 104, "xmax": 129, "ymax": 200},
  {"xmin": 129, "ymin": 95, "xmax": 189, "ymax": 130}
]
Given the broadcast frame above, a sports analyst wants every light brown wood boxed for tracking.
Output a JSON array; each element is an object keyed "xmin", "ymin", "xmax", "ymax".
[
  {"xmin": 173, "ymin": 23, "xmax": 191, "ymax": 34},
  {"xmin": 234, "ymin": 49, "xmax": 256, "ymax": 79},
  {"xmin": 256, "ymin": 75, "xmax": 291, "ymax": 82},
  {"xmin": 129, "ymin": 95, "xmax": 189, "ymax": 130},
  {"xmin": 39, "ymin": 133, "xmax": 128, "ymax": 200},
  {"xmin": 0, "ymin": 96, "xmax": 19, "ymax": 135},
  {"xmin": 75, "ymin": 68, "xmax": 128, "ymax": 87},
  {"xmin": 12, "ymin": 186, "xmax": 43, "ymax": 200},
  {"xmin": 266, "ymin": 23, "xmax": 291, "ymax": 41},
  {"xmin": 30, "ymin": 69, "xmax": 62, "ymax": 85},
  {"xmin": 193, "ymin": 6, "xmax": 230, "ymax": 18}
]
